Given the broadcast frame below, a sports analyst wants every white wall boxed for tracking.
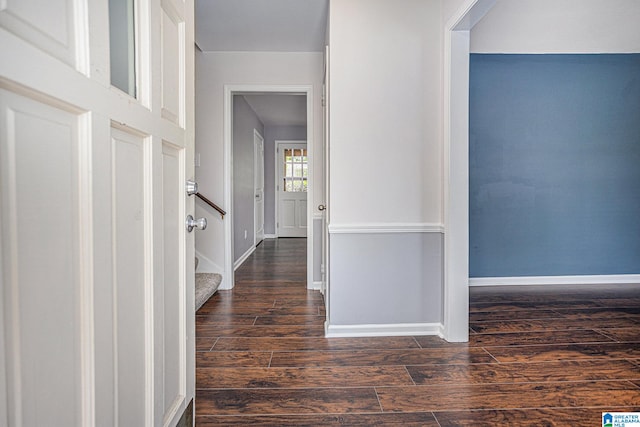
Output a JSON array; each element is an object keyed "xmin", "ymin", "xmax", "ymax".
[
  {"xmin": 195, "ymin": 51, "xmax": 323, "ymax": 282},
  {"xmin": 329, "ymin": 0, "xmax": 442, "ymax": 225},
  {"xmin": 471, "ymin": 0, "xmax": 640, "ymax": 53}
]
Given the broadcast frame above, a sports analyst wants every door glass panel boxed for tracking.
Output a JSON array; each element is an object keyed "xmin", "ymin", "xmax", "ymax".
[
  {"xmin": 109, "ymin": 0, "xmax": 137, "ymax": 97},
  {"xmin": 282, "ymin": 146, "xmax": 308, "ymax": 192}
]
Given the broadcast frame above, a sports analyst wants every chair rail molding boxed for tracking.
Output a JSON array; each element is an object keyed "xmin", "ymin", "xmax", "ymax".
[{"xmin": 328, "ymin": 222, "xmax": 444, "ymax": 234}]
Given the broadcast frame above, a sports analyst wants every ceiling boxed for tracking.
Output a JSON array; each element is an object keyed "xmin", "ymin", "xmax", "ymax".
[
  {"xmin": 243, "ymin": 94, "xmax": 307, "ymax": 127},
  {"xmin": 195, "ymin": 0, "xmax": 328, "ymax": 52}
]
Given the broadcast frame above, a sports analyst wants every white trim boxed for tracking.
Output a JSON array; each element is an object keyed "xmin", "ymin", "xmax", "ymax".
[
  {"xmin": 328, "ymin": 223, "xmax": 444, "ymax": 234},
  {"xmin": 224, "ymin": 85, "xmax": 315, "ymax": 290},
  {"xmin": 312, "ymin": 281, "xmax": 323, "ymax": 290},
  {"xmin": 233, "ymin": 245, "xmax": 256, "ymax": 271},
  {"xmin": 469, "ymin": 275, "xmax": 640, "ymax": 287},
  {"xmin": 78, "ymin": 112, "xmax": 95, "ymax": 427},
  {"xmin": 325, "ymin": 322, "xmax": 444, "ymax": 338},
  {"xmin": 443, "ymin": 0, "xmax": 496, "ymax": 343},
  {"xmin": 263, "ymin": 234, "xmax": 277, "ymax": 239}
]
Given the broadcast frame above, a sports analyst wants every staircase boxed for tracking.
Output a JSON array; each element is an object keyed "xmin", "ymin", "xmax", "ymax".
[{"xmin": 195, "ymin": 257, "xmax": 222, "ymax": 311}]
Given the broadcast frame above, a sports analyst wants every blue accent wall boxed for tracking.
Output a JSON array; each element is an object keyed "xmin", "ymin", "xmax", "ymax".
[{"xmin": 469, "ymin": 54, "xmax": 640, "ymax": 277}]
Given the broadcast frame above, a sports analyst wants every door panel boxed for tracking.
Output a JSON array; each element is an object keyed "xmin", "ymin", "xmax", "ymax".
[
  {"xmin": 159, "ymin": 141, "xmax": 185, "ymax": 424},
  {"xmin": 112, "ymin": 127, "xmax": 147, "ymax": 426},
  {"xmin": 0, "ymin": 0, "xmax": 77, "ymax": 67},
  {"xmin": 281, "ymin": 200, "xmax": 296, "ymax": 229},
  {"xmin": 299, "ymin": 200, "xmax": 308, "ymax": 227},
  {"xmin": 160, "ymin": 4, "xmax": 183, "ymax": 126},
  {"xmin": 0, "ymin": 89, "xmax": 83, "ymax": 426}
]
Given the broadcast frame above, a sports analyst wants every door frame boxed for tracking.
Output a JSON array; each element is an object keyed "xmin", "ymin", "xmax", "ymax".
[
  {"xmin": 254, "ymin": 129, "xmax": 265, "ymax": 245},
  {"xmin": 274, "ymin": 140, "xmax": 307, "ymax": 239},
  {"xmin": 443, "ymin": 0, "xmax": 496, "ymax": 342},
  {"xmin": 223, "ymin": 85, "xmax": 315, "ymax": 289}
]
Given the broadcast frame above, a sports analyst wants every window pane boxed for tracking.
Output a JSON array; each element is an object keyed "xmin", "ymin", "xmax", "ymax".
[
  {"xmin": 281, "ymin": 146, "xmax": 308, "ymax": 192},
  {"xmin": 109, "ymin": 0, "xmax": 136, "ymax": 97}
]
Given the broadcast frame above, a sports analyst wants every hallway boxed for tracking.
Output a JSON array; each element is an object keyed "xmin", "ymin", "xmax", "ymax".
[{"xmin": 195, "ymin": 238, "xmax": 640, "ymax": 425}]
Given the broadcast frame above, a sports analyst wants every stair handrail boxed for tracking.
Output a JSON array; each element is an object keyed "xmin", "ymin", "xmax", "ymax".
[{"xmin": 196, "ymin": 192, "xmax": 226, "ymax": 219}]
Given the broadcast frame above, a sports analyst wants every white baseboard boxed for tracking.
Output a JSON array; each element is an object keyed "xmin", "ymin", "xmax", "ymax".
[
  {"xmin": 264, "ymin": 234, "xmax": 277, "ymax": 239},
  {"xmin": 310, "ymin": 281, "xmax": 323, "ymax": 291},
  {"xmin": 233, "ymin": 245, "xmax": 256, "ymax": 271},
  {"xmin": 325, "ymin": 322, "xmax": 443, "ymax": 338},
  {"xmin": 194, "ymin": 249, "xmax": 223, "ymax": 274},
  {"xmin": 469, "ymin": 274, "xmax": 640, "ymax": 287}
]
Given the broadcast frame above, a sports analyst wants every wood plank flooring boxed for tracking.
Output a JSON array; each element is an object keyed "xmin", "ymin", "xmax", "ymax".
[{"xmin": 195, "ymin": 238, "xmax": 640, "ymax": 425}]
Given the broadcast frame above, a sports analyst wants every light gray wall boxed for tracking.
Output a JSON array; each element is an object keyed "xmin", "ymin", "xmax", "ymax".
[
  {"xmin": 329, "ymin": 233, "xmax": 443, "ymax": 325},
  {"xmin": 263, "ymin": 125, "xmax": 307, "ymax": 235},
  {"xmin": 233, "ymin": 95, "xmax": 264, "ymax": 262}
]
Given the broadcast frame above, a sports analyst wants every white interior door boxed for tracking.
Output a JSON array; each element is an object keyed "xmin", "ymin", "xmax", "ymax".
[
  {"xmin": 0, "ymin": 0, "xmax": 195, "ymax": 425},
  {"xmin": 277, "ymin": 142, "xmax": 308, "ymax": 238},
  {"xmin": 322, "ymin": 45, "xmax": 330, "ymax": 299},
  {"xmin": 254, "ymin": 130, "xmax": 264, "ymax": 245}
]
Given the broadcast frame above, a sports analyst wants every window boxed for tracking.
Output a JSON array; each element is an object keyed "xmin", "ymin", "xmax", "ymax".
[
  {"xmin": 283, "ymin": 148, "xmax": 307, "ymax": 192},
  {"xmin": 109, "ymin": 0, "xmax": 136, "ymax": 97}
]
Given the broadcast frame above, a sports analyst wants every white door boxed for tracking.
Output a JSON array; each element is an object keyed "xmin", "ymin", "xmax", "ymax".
[
  {"xmin": 254, "ymin": 130, "xmax": 264, "ymax": 245},
  {"xmin": 277, "ymin": 142, "xmax": 308, "ymax": 238},
  {"xmin": 0, "ymin": 0, "xmax": 195, "ymax": 426},
  {"xmin": 322, "ymin": 45, "xmax": 330, "ymax": 299}
]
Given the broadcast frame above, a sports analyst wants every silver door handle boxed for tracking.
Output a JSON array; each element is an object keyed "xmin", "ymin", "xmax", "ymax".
[
  {"xmin": 186, "ymin": 215, "xmax": 207, "ymax": 232},
  {"xmin": 186, "ymin": 180, "xmax": 198, "ymax": 196},
  {"xmin": 318, "ymin": 204, "xmax": 326, "ymax": 211}
]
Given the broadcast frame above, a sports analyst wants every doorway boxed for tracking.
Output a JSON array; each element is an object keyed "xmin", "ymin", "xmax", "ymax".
[
  {"xmin": 224, "ymin": 85, "xmax": 316, "ymax": 290},
  {"xmin": 275, "ymin": 141, "xmax": 308, "ymax": 238}
]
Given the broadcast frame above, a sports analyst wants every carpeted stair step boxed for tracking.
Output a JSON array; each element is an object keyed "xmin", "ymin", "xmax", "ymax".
[
  {"xmin": 195, "ymin": 272, "xmax": 222, "ymax": 311},
  {"xmin": 194, "ymin": 257, "xmax": 221, "ymax": 311}
]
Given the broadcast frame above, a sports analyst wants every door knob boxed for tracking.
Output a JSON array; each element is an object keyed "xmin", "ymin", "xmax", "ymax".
[
  {"xmin": 186, "ymin": 180, "xmax": 198, "ymax": 196},
  {"xmin": 186, "ymin": 215, "xmax": 207, "ymax": 232},
  {"xmin": 318, "ymin": 204, "xmax": 326, "ymax": 211}
]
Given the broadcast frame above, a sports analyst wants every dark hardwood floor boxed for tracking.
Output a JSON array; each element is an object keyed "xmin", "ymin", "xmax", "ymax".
[{"xmin": 195, "ymin": 238, "xmax": 640, "ymax": 426}]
